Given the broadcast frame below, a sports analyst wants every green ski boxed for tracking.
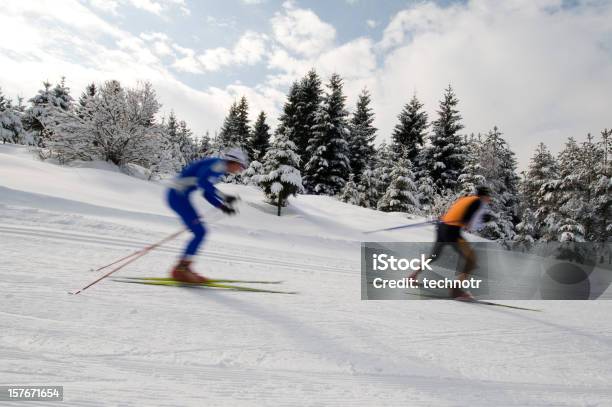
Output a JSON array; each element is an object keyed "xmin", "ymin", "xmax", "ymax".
[
  {"xmin": 120, "ymin": 276, "xmax": 283, "ymax": 284},
  {"xmin": 405, "ymin": 291, "xmax": 542, "ymax": 312},
  {"xmin": 113, "ymin": 278, "xmax": 297, "ymax": 294}
]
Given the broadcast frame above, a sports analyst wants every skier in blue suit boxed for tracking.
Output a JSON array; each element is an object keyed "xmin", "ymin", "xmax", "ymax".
[{"xmin": 167, "ymin": 147, "xmax": 248, "ymax": 282}]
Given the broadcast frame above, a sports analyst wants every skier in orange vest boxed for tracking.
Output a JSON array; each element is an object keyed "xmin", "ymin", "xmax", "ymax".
[{"xmin": 410, "ymin": 186, "xmax": 492, "ymax": 299}]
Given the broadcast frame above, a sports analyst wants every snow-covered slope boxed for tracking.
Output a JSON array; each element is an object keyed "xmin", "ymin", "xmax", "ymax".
[{"xmin": 1, "ymin": 144, "xmax": 611, "ymax": 406}]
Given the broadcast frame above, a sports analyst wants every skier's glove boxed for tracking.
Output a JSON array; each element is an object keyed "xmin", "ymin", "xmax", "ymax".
[
  {"xmin": 220, "ymin": 204, "xmax": 236, "ymax": 215},
  {"xmin": 482, "ymin": 213, "xmax": 493, "ymax": 223}
]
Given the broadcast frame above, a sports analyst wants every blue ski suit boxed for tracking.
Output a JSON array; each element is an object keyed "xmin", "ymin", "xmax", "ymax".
[{"xmin": 167, "ymin": 157, "xmax": 227, "ymax": 258}]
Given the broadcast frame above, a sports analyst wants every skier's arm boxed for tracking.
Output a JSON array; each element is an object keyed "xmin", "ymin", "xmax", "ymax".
[{"xmin": 196, "ymin": 167, "xmax": 225, "ymax": 208}]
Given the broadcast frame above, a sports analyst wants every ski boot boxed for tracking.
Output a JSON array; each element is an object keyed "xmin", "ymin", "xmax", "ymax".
[
  {"xmin": 451, "ymin": 287, "xmax": 474, "ymax": 300},
  {"xmin": 171, "ymin": 259, "xmax": 208, "ymax": 283}
]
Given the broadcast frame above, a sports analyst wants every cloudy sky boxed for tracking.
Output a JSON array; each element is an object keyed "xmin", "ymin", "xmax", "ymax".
[{"xmin": 1, "ymin": 0, "xmax": 611, "ymax": 168}]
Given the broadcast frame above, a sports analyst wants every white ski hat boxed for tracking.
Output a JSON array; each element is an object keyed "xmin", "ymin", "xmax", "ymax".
[{"xmin": 223, "ymin": 147, "xmax": 249, "ymax": 168}]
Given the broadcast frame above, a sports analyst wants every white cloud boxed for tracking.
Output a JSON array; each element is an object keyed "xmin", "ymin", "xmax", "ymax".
[
  {"xmin": 372, "ymin": 0, "xmax": 612, "ymax": 165},
  {"xmin": 241, "ymin": 0, "xmax": 266, "ymax": 4},
  {"xmin": 196, "ymin": 31, "xmax": 268, "ymax": 72},
  {"xmin": 88, "ymin": 0, "xmax": 120, "ymax": 15},
  {"xmin": 366, "ymin": 19, "xmax": 377, "ymax": 28},
  {"xmin": 0, "ymin": 0, "xmax": 276, "ymax": 136},
  {"xmin": 271, "ymin": 1, "xmax": 336, "ymax": 57},
  {"xmin": 85, "ymin": 0, "xmax": 190, "ymax": 17}
]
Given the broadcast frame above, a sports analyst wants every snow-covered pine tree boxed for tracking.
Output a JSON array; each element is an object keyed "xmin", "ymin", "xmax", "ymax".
[
  {"xmin": 0, "ymin": 88, "xmax": 26, "ymax": 144},
  {"xmin": 477, "ymin": 127, "xmax": 521, "ymax": 242},
  {"xmin": 377, "ymin": 152, "xmax": 419, "ymax": 214},
  {"xmin": 295, "ymin": 69, "xmax": 322, "ymax": 169},
  {"xmin": 163, "ymin": 111, "xmax": 187, "ymax": 172},
  {"xmin": 218, "ymin": 97, "xmax": 250, "ymax": 150},
  {"xmin": 520, "ymin": 142, "xmax": 560, "ymax": 241},
  {"xmin": 75, "ymin": 83, "xmax": 96, "ymax": 120},
  {"xmin": 177, "ymin": 120, "xmax": 198, "ymax": 163},
  {"xmin": 392, "ymin": 94, "xmax": 428, "ymax": 162},
  {"xmin": 357, "ymin": 165, "xmax": 380, "ymax": 208},
  {"xmin": 427, "ymin": 85, "xmax": 465, "ymax": 192},
  {"xmin": 304, "ymin": 73, "xmax": 351, "ymax": 195},
  {"xmin": 416, "ymin": 175, "xmax": 437, "ymax": 216},
  {"xmin": 372, "ymin": 142, "xmax": 395, "ymax": 199},
  {"xmin": 457, "ymin": 134, "xmax": 485, "ymax": 196},
  {"xmin": 23, "ymin": 81, "xmax": 56, "ymax": 147},
  {"xmin": 259, "ymin": 134, "xmax": 303, "ymax": 216},
  {"xmin": 209, "ymin": 131, "xmax": 224, "ymax": 156},
  {"xmin": 248, "ymin": 111, "xmax": 271, "ymax": 162},
  {"xmin": 339, "ymin": 173, "xmax": 360, "ymax": 205},
  {"xmin": 554, "ymin": 137, "xmax": 587, "ymax": 242},
  {"xmin": 242, "ymin": 160, "xmax": 264, "ymax": 186},
  {"xmin": 594, "ymin": 129, "xmax": 611, "ymax": 240},
  {"xmin": 52, "ymin": 77, "xmax": 74, "ymax": 111},
  {"xmin": 348, "ymin": 88, "xmax": 376, "ymax": 182},
  {"xmin": 581, "ymin": 131, "xmax": 611, "ymax": 241},
  {"xmin": 196, "ymin": 131, "xmax": 212, "ymax": 159},
  {"xmin": 514, "ymin": 207, "xmax": 536, "ymax": 249}
]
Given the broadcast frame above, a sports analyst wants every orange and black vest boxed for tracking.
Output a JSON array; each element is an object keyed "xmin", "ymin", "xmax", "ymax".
[{"xmin": 441, "ymin": 195, "xmax": 482, "ymax": 227}]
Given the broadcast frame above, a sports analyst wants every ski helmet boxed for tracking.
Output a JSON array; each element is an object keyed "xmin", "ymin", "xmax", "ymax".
[
  {"xmin": 223, "ymin": 147, "xmax": 249, "ymax": 169},
  {"xmin": 476, "ymin": 186, "xmax": 491, "ymax": 197}
]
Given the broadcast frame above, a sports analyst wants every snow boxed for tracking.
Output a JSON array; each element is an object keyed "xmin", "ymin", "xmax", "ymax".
[{"xmin": 1, "ymin": 144, "xmax": 612, "ymax": 406}]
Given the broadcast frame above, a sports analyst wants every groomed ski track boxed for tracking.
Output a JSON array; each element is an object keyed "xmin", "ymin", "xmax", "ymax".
[{"xmin": 1, "ymin": 144, "xmax": 612, "ymax": 406}]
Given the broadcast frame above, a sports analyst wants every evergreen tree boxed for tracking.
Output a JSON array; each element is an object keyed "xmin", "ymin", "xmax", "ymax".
[
  {"xmin": 0, "ymin": 88, "xmax": 25, "ymax": 144},
  {"xmin": 164, "ymin": 111, "xmax": 184, "ymax": 169},
  {"xmin": 348, "ymin": 88, "xmax": 376, "ymax": 182},
  {"xmin": 377, "ymin": 154, "xmax": 419, "ymax": 214},
  {"xmin": 295, "ymin": 69, "xmax": 322, "ymax": 168},
  {"xmin": 357, "ymin": 165, "xmax": 380, "ymax": 208},
  {"xmin": 339, "ymin": 173, "xmax": 360, "ymax": 205},
  {"xmin": 242, "ymin": 160, "xmax": 264, "ymax": 186},
  {"xmin": 23, "ymin": 81, "xmax": 55, "ymax": 146},
  {"xmin": 52, "ymin": 77, "xmax": 74, "ymax": 111},
  {"xmin": 76, "ymin": 83, "xmax": 96, "ymax": 120},
  {"xmin": 304, "ymin": 73, "xmax": 351, "ymax": 195},
  {"xmin": 590, "ymin": 129, "xmax": 611, "ymax": 241},
  {"xmin": 477, "ymin": 127, "xmax": 521, "ymax": 242},
  {"xmin": 427, "ymin": 85, "xmax": 465, "ymax": 192},
  {"xmin": 196, "ymin": 131, "xmax": 212, "ymax": 158},
  {"xmin": 218, "ymin": 97, "xmax": 250, "ymax": 149},
  {"xmin": 457, "ymin": 134, "xmax": 485, "ymax": 196},
  {"xmin": 392, "ymin": 94, "xmax": 428, "ymax": 161},
  {"xmin": 248, "ymin": 111, "xmax": 271, "ymax": 162},
  {"xmin": 372, "ymin": 142, "xmax": 395, "ymax": 199},
  {"xmin": 260, "ymin": 134, "xmax": 303, "ymax": 216},
  {"xmin": 417, "ymin": 175, "xmax": 437, "ymax": 215},
  {"xmin": 521, "ymin": 142, "xmax": 560, "ymax": 241}
]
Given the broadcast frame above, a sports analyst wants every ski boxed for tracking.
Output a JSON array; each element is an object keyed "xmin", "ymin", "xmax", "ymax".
[
  {"xmin": 405, "ymin": 291, "xmax": 542, "ymax": 312},
  {"xmin": 119, "ymin": 276, "xmax": 283, "ymax": 284},
  {"xmin": 112, "ymin": 278, "xmax": 297, "ymax": 294}
]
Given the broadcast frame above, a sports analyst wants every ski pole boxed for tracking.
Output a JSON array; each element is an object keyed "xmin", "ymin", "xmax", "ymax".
[
  {"xmin": 92, "ymin": 208, "xmax": 224, "ymax": 272},
  {"xmin": 72, "ymin": 210, "xmax": 226, "ymax": 294},
  {"xmin": 91, "ymin": 228, "xmax": 186, "ymax": 272},
  {"xmin": 363, "ymin": 220, "xmax": 439, "ymax": 234},
  {"xmin": 69, "ymin": 240, "xmax": 168, "ymax": 295}
]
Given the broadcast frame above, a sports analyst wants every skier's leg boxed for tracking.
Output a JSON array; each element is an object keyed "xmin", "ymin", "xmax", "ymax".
[
  {"xmin": 456, "ymin": 237, "xmax": 476, "ymax": 279},
  {"xmin": 167, "ymin": 190, "xmax": 206, "ymax": 259},
  {"xmin": 411, "ymin": 224, "xmax": 447, "ymax": 283}
]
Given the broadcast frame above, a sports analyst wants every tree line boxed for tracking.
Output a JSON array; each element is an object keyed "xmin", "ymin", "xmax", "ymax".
[{"xmin": 0, "ymin": 71, "xmax": 609, "ymax": 242}]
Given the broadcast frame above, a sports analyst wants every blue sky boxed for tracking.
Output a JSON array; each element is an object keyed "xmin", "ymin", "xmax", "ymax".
[{"xmin": 1, "ymin": 0, "xmax": 611, "ymax": 168}]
